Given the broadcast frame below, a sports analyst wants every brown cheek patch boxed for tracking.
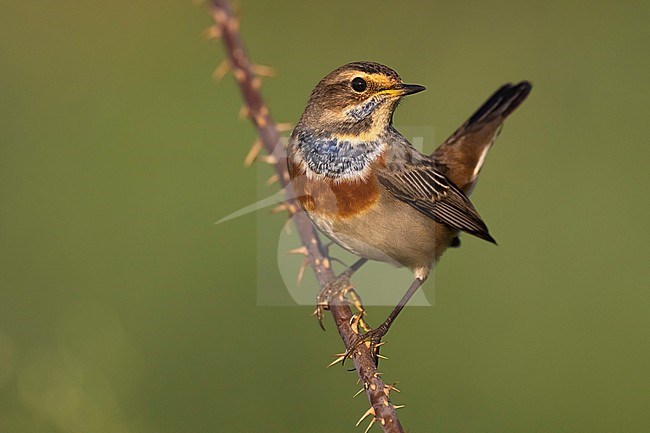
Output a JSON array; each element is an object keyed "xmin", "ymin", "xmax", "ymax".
[{"xmin": 290, "ymin": 162, "xmax": 380, "ymax": 218}]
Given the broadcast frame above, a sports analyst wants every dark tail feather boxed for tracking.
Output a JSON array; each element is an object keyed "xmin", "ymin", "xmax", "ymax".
[
  {"xmin": 432, "ymin": 81, "xmax": 532, "ymax": 192},
  {"xmin": 466, "ymin": 81, "xmax": 532, "ymax": 128}
]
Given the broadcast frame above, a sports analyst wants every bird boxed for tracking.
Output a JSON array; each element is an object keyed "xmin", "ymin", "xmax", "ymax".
[{"xmin": 287, "ymin": 61, "xmax": 531, "ymax": 349}]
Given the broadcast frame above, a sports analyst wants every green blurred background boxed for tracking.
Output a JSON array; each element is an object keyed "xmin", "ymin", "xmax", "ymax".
[{"xmin": 1, "ymin": 0, "xmax": 648, "ymax": 432}]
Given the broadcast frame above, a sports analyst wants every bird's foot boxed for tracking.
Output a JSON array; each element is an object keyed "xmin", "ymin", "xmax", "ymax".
[
  {"xmin": 313, "ymin": 274, "xmax": 367, "ymax": 331},
  {"xmin": 344, "ymin": 322, "xmax": 390, "ymax": 366},
  {"xmin": 314, "ymin": 273, "xmax": 352, "ymax": 330}
]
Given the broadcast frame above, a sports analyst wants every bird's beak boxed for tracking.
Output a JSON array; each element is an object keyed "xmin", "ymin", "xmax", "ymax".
[
  {"xmin": 399, "ymin": 83, "xmax": 426, "ymax": 96},
  {"xmin": 382, "ymin": 83, "xmax": 426, "ymax": 97}
]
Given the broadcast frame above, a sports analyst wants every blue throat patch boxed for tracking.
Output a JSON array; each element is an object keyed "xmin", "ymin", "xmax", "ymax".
[
  {"xmin": 346, "ymin": 97, "xmax": 382, "ymax": 121},
  {"xmin": 295, "ymin": 131, "xmax": 382, "ymax": 178}
]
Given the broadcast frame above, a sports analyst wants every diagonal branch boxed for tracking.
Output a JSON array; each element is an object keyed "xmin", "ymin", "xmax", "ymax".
[{"xmin": 209, "ymin": 1, "xmax": 404, "ymax": 431}]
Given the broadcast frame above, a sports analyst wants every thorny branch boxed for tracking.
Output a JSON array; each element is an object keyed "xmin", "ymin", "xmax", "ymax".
[{"xmin": 209, "ymin": 1, "xmax": 405, "ymax": 431}]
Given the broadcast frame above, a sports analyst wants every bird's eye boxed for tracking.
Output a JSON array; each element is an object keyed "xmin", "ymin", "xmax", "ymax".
[{"xmin": 351, "ymin": 77, "xmax": 367, "ymax": 92}]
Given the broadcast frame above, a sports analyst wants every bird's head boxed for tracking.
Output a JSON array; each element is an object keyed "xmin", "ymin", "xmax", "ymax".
[{"xmin": 298, "ymin": 61, "xmax": 425, "ymax": 138}]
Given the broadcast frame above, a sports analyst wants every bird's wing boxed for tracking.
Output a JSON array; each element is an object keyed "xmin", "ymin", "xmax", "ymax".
[{"xmin": 376, "ymin": 162, "xmax": 496, "ymax": 243}]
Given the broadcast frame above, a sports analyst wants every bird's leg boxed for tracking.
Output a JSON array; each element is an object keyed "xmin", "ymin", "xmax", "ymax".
[
  {"xmin": 314, "ymin": 258, "xmax": 368, "ymax": 330},
  {"xmin": 345, "ymin": 276, "xmax": 426, "ymax": 361},
  {"xmin": 322, "ymin": 240, "xmax": 349, "ymax": 268}
]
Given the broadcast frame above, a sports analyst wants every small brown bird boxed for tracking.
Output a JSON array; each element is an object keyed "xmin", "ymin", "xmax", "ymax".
[{"xmin": 287, "ymin": 61, "xmax": 531, "ymax": 347}]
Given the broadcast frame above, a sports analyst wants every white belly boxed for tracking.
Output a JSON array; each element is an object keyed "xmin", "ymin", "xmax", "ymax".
[{"xmin": 308, "ymin": 213, "xmax": 403, "ymax": 267}]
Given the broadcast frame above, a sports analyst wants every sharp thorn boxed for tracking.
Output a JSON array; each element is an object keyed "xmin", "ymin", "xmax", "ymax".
[
  {"xmin": 327, "ymin": 354, "xmax": 347, "ymax": 368},
  {"xmin": 352, "ymin": 388, "xmax": 364, "ymax": 399},
  {"xmin": 251, "ymin": 64, "xmax": 277, "ymax": 77},
  {"xmin": 212, "ymin": 59, "xmax": 231, "ymax": 81},
  {"xmin": 203, "ymin": 25, "xmax": 221, "ymax": 40},
  {"xmin": 275, "ymin": 122, "xmax": 293, "ymax": 132},
  {"xmin": 286, "ymin": 246, "xmax": 308, "ymax": 256},
  {"xmin": 243, "ymin": 138, "xmax": 262, "ymax": 167},
  {"xmin": 271, "ymin": 202, "xmax": 290, "ymax": 215},
  {"xmin": 384, "ymin": 383, "xmax": 401, "ymax": 396},
  {"xmin": 363, "ymin": 418, "xmax": 376, "ymax": 433},
  {"xmin": 296, "ymin": 257, "xmax": 308, "ymax": 286},
  {"xmin": 271, "ymin": 203, "xmax": 288, "ymax": 214},
  {"xmin": 355, "ymin": 407, "xmax": 375, "ymax": 427},
  {"xmin": 238, "ymin": 105, "xmax": 250, "ymax": 119},
  {"xmin": 265, "ymin": 173, "xmax": 279, "ymax": 186},
  {"xmin": 258, "ymin": 154, "xmax": 278, "ymax": 164}
]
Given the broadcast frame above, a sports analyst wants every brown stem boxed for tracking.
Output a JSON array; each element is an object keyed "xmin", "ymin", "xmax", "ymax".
[{"xmin": 210, "ymin": 1, "xmax": 404, "ymax": 431}]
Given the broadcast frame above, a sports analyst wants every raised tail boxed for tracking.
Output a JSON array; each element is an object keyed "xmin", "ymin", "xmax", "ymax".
[
  {"xmin": 463, "ymin": 81, "xmax": 532, "ymax": 131},
  {"xmin": 433, "ymin": 81, "xmax": 532, "ymax": 192}
]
